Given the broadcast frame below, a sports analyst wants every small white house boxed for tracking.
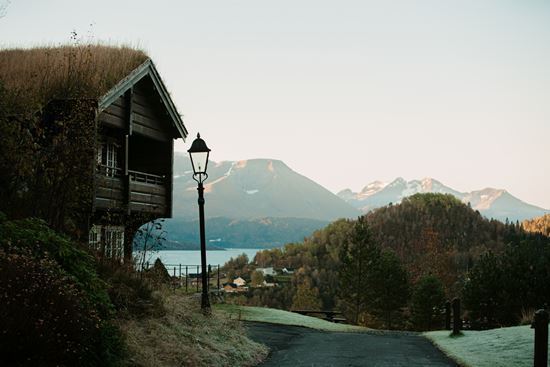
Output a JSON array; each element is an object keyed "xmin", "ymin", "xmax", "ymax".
[
  {"xmin": 233, "ymin": 277, "xmax": 246, "ymax": 287},
  {"xmin": 262, "ymin": 280, "xmax": 276, "ymax": 287},
  {"xmin": 282, "ymin": 267, "xmax": 295, "ymax": 275},
  {"xmin": 256, "ymin": 267, "xmax": 276, "ymax": 276}
]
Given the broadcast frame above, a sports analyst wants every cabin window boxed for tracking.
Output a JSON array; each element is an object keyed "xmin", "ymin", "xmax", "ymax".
[
  {"xmin": 106, "ymin": 144, "xmax": 118, "ymax": 175},
  {"xmin": 97, "ymin": 141, "xmax": 121, "ymax": 177},
  {"xmin": 88, "ymin": 225, "xmax": 101, "ymax": 251},
  {"xmin": 104, "ymin": 226, "xmax": 125, "ymax": 259},
  {"xmin": 88, "ymin": 225, "xmax": 125, "ymax": 260}
]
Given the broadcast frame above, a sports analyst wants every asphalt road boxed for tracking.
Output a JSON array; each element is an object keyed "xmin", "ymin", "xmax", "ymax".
[{"xmin": 245, "ymin": 322, "xmax": 459, "ymax": 367}]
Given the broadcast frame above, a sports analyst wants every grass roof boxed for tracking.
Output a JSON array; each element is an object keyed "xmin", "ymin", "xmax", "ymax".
[{"xmin": 0, "ymin": 45, "xmax": 148, "ymax": 106}]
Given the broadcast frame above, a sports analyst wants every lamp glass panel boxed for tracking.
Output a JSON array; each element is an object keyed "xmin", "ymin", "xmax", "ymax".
[{"xmin": 190, "ymin": 151, "xmax": 209, "ymax": 174}]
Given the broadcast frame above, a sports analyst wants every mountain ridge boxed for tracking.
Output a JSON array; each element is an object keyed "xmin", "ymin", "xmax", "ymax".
[
  {"xmin": 338, "ymin": 177, "xmax": 548, "ymax": 222},
  {"xmin": 167, "ymin": 155, "xmax": 547, "ymax": 248},
  {"xmin": 173, "ymin": 153, "xmax": 547, "ymax": 222},
  {"xmin": 172, "ymin": 155, "xmax": 360, "ymax": 221}
]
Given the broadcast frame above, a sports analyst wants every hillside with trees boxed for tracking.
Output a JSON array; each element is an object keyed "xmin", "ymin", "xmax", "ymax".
[
  {"xmin": 522, "ymin": 213, "xmax": 550, "ymax": 236},
  {"xmin": 224, "ymin": 193, "xmax": 549, "ymax": 330},
  {"xmin": 364, "ymin": 193, "xmax": 519, "ymax": 292}
]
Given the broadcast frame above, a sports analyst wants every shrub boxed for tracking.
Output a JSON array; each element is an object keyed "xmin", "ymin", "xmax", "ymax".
[
  {"xmin": 97, "ymin": 261, "xmax": 165, "ymax": 319},
  {"xmin": 0, "ymin": 251, "xmax": 101, "ymax": 366},
  {"xmin": 519, "ymin": 308, "xmax": 535, "ymax": 326},
  {"xmin": 0, "ymin": 218, "xmax": 124, "ymax": 365},
  {"xmin": 0, "ymin": 218, "xmax": 112, "ymax": 315},
  {"xmin": 148, "ymin": 257, "xmax": 172, "ymax": 284}
]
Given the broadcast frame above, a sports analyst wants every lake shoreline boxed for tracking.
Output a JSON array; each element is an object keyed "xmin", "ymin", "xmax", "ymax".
[{"xmin": 135, "ymin": 248, "xmax": 264, "ymax": 267}]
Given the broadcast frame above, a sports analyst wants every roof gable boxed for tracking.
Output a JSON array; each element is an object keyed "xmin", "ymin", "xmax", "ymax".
[{"xmin": 98, "ymin": 59, "xmax": 187, "ymax": 139}]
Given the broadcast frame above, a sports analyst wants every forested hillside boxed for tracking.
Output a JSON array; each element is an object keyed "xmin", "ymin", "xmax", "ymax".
[
  {"xmin": 226, "ymin": 193, "xmax": 548, "ymax": 329},
  {"xmin": 364, "ymin": 194, "xmax": 518, "ymax": 291},
  {"xmin": 522, "ymin": 213, "xmax": 550, "ymax": 236}
]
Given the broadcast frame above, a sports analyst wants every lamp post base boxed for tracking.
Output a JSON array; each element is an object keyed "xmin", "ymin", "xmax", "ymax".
[{"xmin": 201, "ymin": 293, "xmax": 211, "ymax": 315}]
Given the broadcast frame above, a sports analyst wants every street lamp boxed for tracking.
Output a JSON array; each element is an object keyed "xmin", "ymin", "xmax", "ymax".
[{"xmin": 188, "ymin": 133, "xmax": 211, "ymax": 314}]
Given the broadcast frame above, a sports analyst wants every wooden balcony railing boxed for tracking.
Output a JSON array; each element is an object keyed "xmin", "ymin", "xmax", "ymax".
[
  {"xmin": 95, "ymin": 167, "xmax": 168, "ymax": 215},
  {"xmin": 128, "ymin": 170, "xmax": 165, "ymax": 185},
  {"xmin": 129, "ymin": 170, "xmax": 167, "ymax": 215},
  {"xmin": 97, "ymin": 164, "xmax": 123, "ymax": 178}
]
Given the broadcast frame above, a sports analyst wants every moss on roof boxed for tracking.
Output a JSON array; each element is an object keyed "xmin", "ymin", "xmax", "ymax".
[{"xmin": 0, "ymin": 45, "xmax": 149, "ymax": 106}]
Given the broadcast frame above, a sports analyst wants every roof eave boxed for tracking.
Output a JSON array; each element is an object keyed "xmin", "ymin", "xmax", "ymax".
[{"xmin": 98, "ymin": 59, "xmax": 188, "ymax": 140}]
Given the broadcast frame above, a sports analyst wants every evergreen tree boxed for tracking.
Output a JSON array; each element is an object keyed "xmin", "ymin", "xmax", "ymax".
[
  {"xmin": 462, "ymin": 252, "xmax": 504, "ymax": 328},
  {"xmin": 338, "ymin": 217, "xmax": 379, "ymax": 324},
  {"xmin": 411, "ymin": 275, "xmax": 446, "ymax": 330},
  {"xmin": 369, "ymin": 250, "xmax": 410, "ymax": 329}
]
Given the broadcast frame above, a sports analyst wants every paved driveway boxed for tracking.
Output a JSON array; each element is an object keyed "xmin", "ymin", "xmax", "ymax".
[{"xmin": 246, "ymin": 322, "xmax": 458, "ymax": 367}]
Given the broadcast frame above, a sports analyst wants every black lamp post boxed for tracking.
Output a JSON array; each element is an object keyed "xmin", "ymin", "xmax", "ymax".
[{"xmin": 187, "ymin": 133, "xmax": 211, "ymax": 314}]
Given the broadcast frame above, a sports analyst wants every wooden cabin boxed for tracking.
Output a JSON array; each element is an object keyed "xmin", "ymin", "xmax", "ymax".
[{"xmin": 0, "ymin": 46, "xmax": 188, "ymax": 261}]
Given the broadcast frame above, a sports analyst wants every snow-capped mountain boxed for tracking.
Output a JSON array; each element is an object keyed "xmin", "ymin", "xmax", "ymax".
[
  {"xmin": 338, "ymin": 178, "xmax": 549, "ymax": 222},
  {"xmin": 172, "ymin": 154, "xmax": 360, "ymax": 221}
]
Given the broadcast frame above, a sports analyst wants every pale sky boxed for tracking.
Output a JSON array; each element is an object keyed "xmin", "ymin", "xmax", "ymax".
[{"xmin": 1, "ymin": 0, "xmax": 549, "ymax": 208}]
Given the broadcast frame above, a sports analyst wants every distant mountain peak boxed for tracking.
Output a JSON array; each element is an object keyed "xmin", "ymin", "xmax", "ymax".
[
  {"xmin": 420, "ymin": 177, "xmax": 435, "ymax": 190},
  {"xmin": 388, "ymin": 177, "xmax": 406, "ymax": 187},
  {"xmin": 462, "ymin": 188, "xmax": 506, "ymax": 210},
  {"xmin": 173, "ymin": 156, "xmax": 359, "ymax": 221},
  {"xmin": 358, "ymin": 181, "xmax": 387, "ymax": 198},
  {"xmin": 235, "ymin": 160, "xmax": 248, "ymax": 168},
  {"xmin": 338, "ymin": 178, "xmax": 548, "ymax": 221}
]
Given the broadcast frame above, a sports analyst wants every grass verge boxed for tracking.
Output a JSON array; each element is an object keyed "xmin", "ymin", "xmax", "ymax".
[
  {"xmin": 215, "ymin": 304, "xmax": 369, "ymax": 333},
  {"xmin": 424, "ymin": 325, "xmax": 536, "ymax": 367},
  {"xmin": 118, "ymin": 292, "xmax": 268, "ymax": 367}
]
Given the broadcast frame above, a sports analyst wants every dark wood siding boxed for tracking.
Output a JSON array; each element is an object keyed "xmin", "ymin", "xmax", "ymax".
[
  {"xmin": 129, "ymin": 180, "xmax": 167, "ymax": 215},
  {"xmin": 98, "ymin": 95, "xmax": 126, "ymax": 128},
  {"xmin": 95, "ymin": 176, "xmax": 125, "ymax": 210},
  {"xmin": 131, "ymin": 84, "xmax": 171, "ymax": 141},
  {"xmin": 95, "ymin": 77, "xmax": 175, "ymax": 219}
]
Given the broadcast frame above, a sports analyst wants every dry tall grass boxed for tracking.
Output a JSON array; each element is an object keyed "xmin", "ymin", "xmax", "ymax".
[
  {"xmin": 118, "ymin": 291, "xmax": 268, "ymax": 367},
  {"xmin": 0, "ymin": 45, "xmax": 148, "ymax": 106},
  {"xmin": 519, "ymin": 308, "xmax": 535, "ymax": 326}
]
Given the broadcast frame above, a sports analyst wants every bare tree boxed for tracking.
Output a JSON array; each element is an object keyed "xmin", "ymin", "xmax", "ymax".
[
  {"xmin": 0, "ymin": 1, "xmax": 11, "ymax": 18},
  {"xmin": 133, "ymin": 219, "xmax": 166, "ymax": 272}
]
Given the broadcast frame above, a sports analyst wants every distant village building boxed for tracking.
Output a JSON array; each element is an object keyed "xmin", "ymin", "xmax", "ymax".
[
  {"xmin": 233, "ymin": 277, "xmax": 247, "ymax": 287},
  {"xmin": 282, "ymin": 267, "xmax": 295, "ymax": 274},
  {"xmin": 222, "ymin": 283, "xmax": 238, "ymax": 293},
  {"xmin": 222, "ymin": 282, "xmax": 247, "ymax": 293},
  {"xmin": 0, "ymin": 46, "xmax": 188, "ymax": 261},
  {"xmin": 256, "ymin": 267, "xmax": 276, "ymax": 276}
]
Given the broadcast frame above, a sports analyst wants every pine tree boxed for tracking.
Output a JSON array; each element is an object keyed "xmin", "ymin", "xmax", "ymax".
[
  {"xmin": 369, "ymin": 250, "xmax": 410, "ymax": 329},
  {"xmin": 462, "ymin": 252, "xmax": 504, "ymax": 328},
  {"xmin": 338, "ymin": 217, "xmax": 379, "ymax": 324},
  {"xmin": 411, "ymin": 275, "xmax": 446, "ymax": 330}
]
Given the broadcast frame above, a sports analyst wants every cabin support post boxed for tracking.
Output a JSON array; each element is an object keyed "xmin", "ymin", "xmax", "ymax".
[
  {"xmin": 532, "ymin": 309, "xmax": 549, "ymax": 367},
  {"xmin": 124, "ymin": 88, "xmax": 133, "ymax": 215},
  {"xmin": 445, "ymin": 301, "xmax": 451, "ymax": 330},
  {"xmin": 452, "ymin": 298, "xmax": 461, "ymax": 335}
]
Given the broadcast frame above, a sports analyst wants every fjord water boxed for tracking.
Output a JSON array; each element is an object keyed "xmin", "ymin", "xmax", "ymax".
[{"xmin": 138, "ymin": 248, "xmax": 263, "ymax": 268}]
